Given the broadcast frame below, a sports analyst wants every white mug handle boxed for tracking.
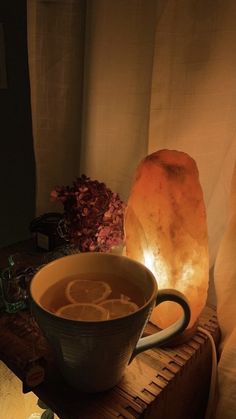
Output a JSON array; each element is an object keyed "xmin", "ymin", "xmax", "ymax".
[{"xmin": 130, "ymin": 289, "xmax": 191, "ymax": 361}]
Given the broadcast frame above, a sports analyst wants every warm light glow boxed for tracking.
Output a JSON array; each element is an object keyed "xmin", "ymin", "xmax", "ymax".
[
  {"xmin": 144, "ymin": 250, "xmax": 169, "ymax": 289},
  {"xmin": 125, "ymin": 149, "xmax": 209, "ymax": 329},
  {"xmin": 143, "ymin": 250, "xmax": 154, "ymax": 273}
]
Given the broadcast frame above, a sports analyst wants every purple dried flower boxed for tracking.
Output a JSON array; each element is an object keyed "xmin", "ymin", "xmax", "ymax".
[{"xmin": 51, "ymin": 175, "xmax": 126, "ymax": 252}]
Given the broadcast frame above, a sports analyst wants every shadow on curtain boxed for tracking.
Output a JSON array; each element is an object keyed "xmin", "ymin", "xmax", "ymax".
[
  {"xmin": 0, "ymin": 0, "xmax": 35, "ymax": 247},
  {"xmin": 27, "ymin": 0, "xmax": 86, "ymax": 216}
]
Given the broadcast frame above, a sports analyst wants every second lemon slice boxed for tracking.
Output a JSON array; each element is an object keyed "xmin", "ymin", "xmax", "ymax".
[
  {"xmin": 65, "ymin": 279, "xmax": 112, "ymax": 304},
  {"xmin": 56, "ymin": 303, "xmax": 109, "ymax": 321}
]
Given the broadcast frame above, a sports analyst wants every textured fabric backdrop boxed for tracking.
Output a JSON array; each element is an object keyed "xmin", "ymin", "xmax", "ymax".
[{"xmin": 28, "ymin": 0, "xmax": 236, "ymax": 269}]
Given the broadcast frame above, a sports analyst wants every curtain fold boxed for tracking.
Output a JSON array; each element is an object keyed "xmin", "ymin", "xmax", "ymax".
[
  {"xmin": 27, "ymin": 0, "xmax": 86, "ymax": 215},
  {"xmin": 80, "ymin": 0, "xmax": 158, "ymax": 201}
]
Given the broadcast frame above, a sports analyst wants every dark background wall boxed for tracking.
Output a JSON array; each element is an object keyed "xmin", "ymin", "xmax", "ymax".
[{"xmin": 0, "ymin": 0, "xmax": 35, "ymax": 247}]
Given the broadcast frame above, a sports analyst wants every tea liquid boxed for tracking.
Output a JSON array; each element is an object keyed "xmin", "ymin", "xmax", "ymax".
[{"xmin": 40, "ymin": 272, "xmax": 145, "ymax": 315}]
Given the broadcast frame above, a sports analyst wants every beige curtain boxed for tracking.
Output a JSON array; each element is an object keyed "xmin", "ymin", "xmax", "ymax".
[
  {"xmin": 28, "ymin": 0, "xmax": 236, "ymax": 269},
  {"xmin": 148, "ymin": 0, "xmax": 236, "ymax": 270}
]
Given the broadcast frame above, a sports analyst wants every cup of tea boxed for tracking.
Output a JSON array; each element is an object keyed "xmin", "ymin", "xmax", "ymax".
[{"xmin": 30, "ymin": 252, "xmax": 190, "ymax": 392}]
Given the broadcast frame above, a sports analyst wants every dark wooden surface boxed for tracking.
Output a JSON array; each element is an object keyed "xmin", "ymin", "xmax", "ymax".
[{"xmin": 0, "ymin": 241, "xmax": 220, "ymax": 419}]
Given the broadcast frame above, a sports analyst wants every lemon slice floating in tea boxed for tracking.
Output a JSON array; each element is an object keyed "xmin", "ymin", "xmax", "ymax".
[
  {"xmin": 99, "ymin": 299, "xmax": 138, "ymax": 319},
  {"xmin": 56, "ymin": 303, "xmax": 109, "ymax": 321},
  {"xmin": 66, "ymin": 279, "xmax": 112, "ymax": 304}
]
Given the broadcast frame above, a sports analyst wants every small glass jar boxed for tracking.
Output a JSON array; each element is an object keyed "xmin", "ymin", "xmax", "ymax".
[{"xmin": 0, "ymin": 254, "xmax": 34, "ymax": 313}]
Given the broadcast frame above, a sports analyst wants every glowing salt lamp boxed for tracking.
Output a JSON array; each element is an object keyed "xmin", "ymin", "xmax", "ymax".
[{"xmin": 124, "ymin": 149, "xmax": 209, "ymax": 329}]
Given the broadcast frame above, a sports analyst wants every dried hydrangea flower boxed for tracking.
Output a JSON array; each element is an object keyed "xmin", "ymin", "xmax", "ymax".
[{"xmin": 51, "ymin": 175, "xmax": 125, "ymax": 253}]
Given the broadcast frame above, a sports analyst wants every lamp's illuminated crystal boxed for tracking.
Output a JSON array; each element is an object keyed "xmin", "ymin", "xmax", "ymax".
[{"xmin": 124, "ymin": 149, "xmax": 209, "ymax": 329}]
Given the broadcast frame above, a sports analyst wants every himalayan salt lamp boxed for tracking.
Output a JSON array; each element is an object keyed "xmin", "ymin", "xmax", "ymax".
[{"xmin": 124, "ymin": 149, "xmax": 209, "ymax": 329}]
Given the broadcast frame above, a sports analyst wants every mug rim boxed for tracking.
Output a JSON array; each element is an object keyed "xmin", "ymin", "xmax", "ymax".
[{"xmin": 30, "ymin": 252, "xmax": 158, "ymax": 324}]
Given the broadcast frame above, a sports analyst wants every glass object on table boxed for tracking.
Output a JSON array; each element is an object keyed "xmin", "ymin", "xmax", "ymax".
[
  {"xmin": 0, "ymin": 254, "xmax": 34, "ymax": 313},
  {"xmin": 0, "ymin": 245, "xmax": 81, "ymax": 313}
]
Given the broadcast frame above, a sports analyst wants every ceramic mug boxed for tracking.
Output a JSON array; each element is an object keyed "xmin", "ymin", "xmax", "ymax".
[{"xmin": 30, "ymin": 252, "xmax": 190, "ymax": 392}]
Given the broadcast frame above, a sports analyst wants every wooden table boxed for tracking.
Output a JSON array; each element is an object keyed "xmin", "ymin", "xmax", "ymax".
[{"xmin": 0, "ymin": 241, "xmax": 220, "ymax": 419}]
